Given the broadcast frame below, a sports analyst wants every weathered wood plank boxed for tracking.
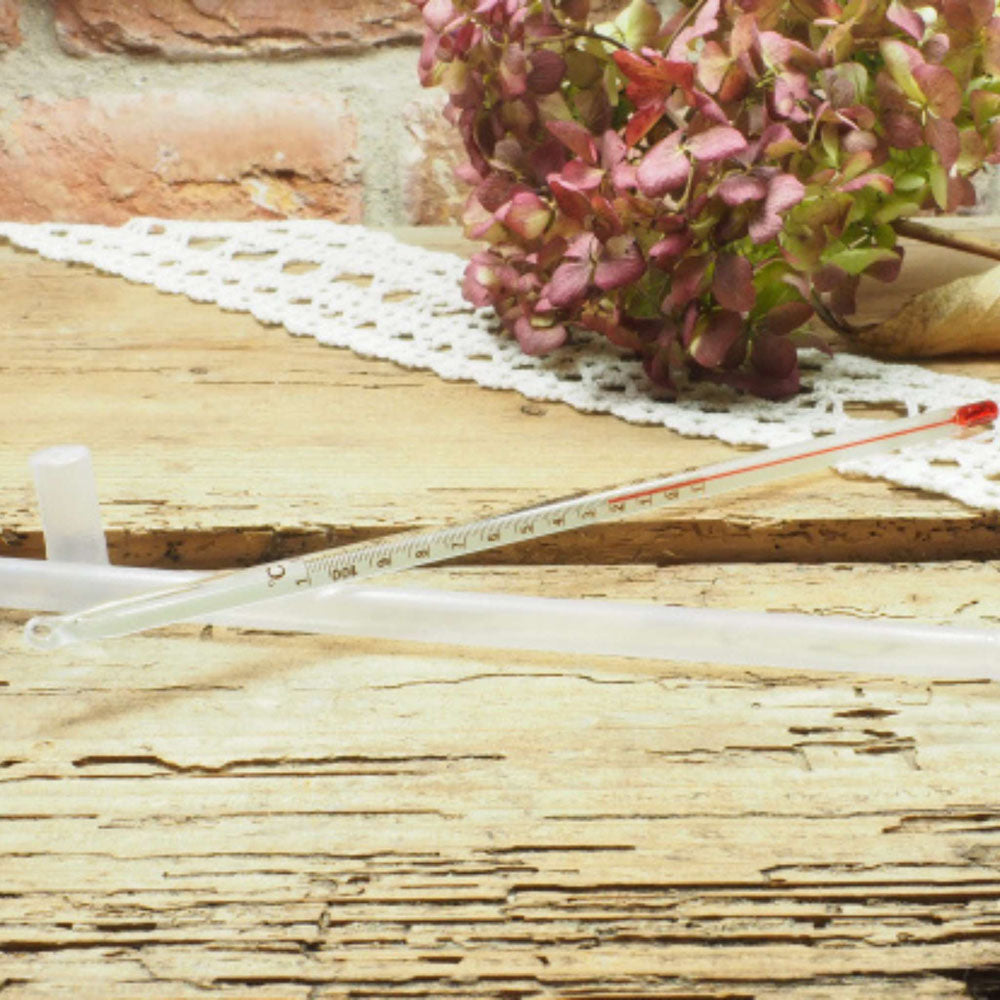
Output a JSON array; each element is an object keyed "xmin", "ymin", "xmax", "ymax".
[
  {"xmin": 3, "ymin": 222, "xmax": 1000, "ymax": 997},
  {"xmin": 0, "ymin": 228, "xmax": 999, "ymax": 569},
  {"xmin": 2, "ymin": 563, "xmax": 1000, "ymax": 997}
]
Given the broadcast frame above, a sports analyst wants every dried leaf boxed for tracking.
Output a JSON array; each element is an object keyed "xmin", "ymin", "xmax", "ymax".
[
  {"xmin": 527, "ymin": 50, "xmax": 567, "ymax": 95},
  {"xmin": 751, "ymin": 331, "xmax": 798, "ymax": 378},
  {"xmin": 879, "ymin": 38, "xmax": 925, "ymax": 103},
  {"xmin": 712, "ymin": 253, "xmax": 756, "ymax": 313},
  {"xmin": 691, "ymin": 310, "xmax": 744, "ymax": 367},
  {"xmin": 852, "ymin": 265, "xmax": 1000, "ymax": 357}
]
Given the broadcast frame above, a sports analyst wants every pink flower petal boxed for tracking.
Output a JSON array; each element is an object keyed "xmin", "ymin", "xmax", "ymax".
[
  {"xmin": 925, "ymin": 116, "xmax": 960, "ymax": 169},
  {"xmin": 773, "ymin": 70, "xmax": 810, "ymax": 118},
  {"xmin": 594, "ymin": 238, "xmax": 645, "ymax": 291},
  {"xmin": 971, "ymin": 0, "xmax": 996, "ymax": 28},
  {"xmin": 694, "ymin": 91, "xmax": 729, "ymax": 124},
  {"xmin": 547, "ymin": 176, "xmax": 592, "ymax": 221},
  {"xmin": 545, "ymin": 120, "xmax": 597, "ymax": 163},
  {"xmin": 697, "ymin": 40, "xmax": 730, "ymax": 93},
  {"xmin": 636, "ymin": 133, "xmax": 689, "ymax": 196},
  {"xmin": 914, "ymin": 63, "xmax": 962, "ymax": 119},
  {"xmin": 886, "ymin": 0, "xmax": 924, "ymax": 41},
  {"xmin": 842, "ymin": 129, "xmax": 878, "ymax": 154},
  {"xmin": 462, "ymin": 258, "xmax": 499, "ymax": 307},
  {"xmin": 600, "ymin": 129, "xmax": 627, "ymax": 170},
  {"xmin": 663, "ymin": 255, "xmax": 709, "ymax": 311},
  {"xmin": 611, "ymin": 162, "xmax": 638, "ymax": 191},
  {"xmin": 765, "ymin": 173, "xmax": 806, "ymax": 215},
  {"xmin": 565, "ymin": 232, "xmax": 599, "ymax": 259},
  {"xmin": 475, "ymin": 173, "xmax": 518, "ymax": 212},
  {"xmin": 667, "ymin": 0, "xmax": 720, "ymax": 58},
  {"xmin": 748, "ymin": 211, "xmax": 782, "ymax": 245},
  {"xmin": 717, "ymin": 172, "xmax": 768, "ymax": 205},
  {"xmin": 496, "ymin": 191, "xmax": 552, "ymax": 240},
  {"xmin": 422, "ymin": 0, "xmax": 458, "ymax": 32},
  {"xmin": 884, "ymin": 111, "xmax": 924, "ymax": 148},
  {"xmin": 686, "ymin": 125, "xmax": 748, "ymax": 162},
  {"xmin": 527, "ymin": 138, "xmax": 569, "ymax": 184},
  {"xmin": 759, "ymin": 123, "xmax": 804, "ymax": 158},
  {"xmin": 514, "ymin": 317, "xmax": 568, "ymax": 355},
  {"xmin": 542, "ymin": 259, "xmax": 592, "ymax": 307},
  {"xmin": 499, "ymin": 45, "xmax": 528, "ymax": 97},
  {"xmin": 560, "ymin": 159, "xmax": 604, "ymax": 191},
  {"xmin": 648, "ymin": 232, "xmax": 693, "ymax": 268}
]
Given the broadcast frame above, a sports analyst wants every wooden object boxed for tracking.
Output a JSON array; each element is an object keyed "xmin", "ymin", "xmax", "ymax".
[{"xmin": 2, "ymin": 224, "xmax": 1000, "ymax": 998}]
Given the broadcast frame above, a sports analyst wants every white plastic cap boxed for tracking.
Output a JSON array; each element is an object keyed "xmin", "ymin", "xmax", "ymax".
[{"xmin": 29, "ymin": 445, "xmax": 109, "ymax": 564}]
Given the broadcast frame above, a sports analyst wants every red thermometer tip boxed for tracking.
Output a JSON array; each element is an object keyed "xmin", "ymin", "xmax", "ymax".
[{"xmin": 954, "ymin": 400, "xmax": 999, "ymax": 428}]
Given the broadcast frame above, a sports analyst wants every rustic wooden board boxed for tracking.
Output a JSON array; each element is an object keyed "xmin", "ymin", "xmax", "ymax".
[
  {"xmin": 3, "ymin": 221, "xmax": 1000, "ymax": 997},
  {"xmin": 2, "ymin": 561, "xmax": 1000, "ymax": 998},
  {"xmin": 0, "ymin": 226, "xmax": 999, "ymax": 570}
]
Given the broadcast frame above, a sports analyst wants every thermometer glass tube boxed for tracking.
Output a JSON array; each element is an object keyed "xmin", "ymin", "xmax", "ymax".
[{"xmin": 24, "ymin": 399, "xmax": 998, "ymax": 650}]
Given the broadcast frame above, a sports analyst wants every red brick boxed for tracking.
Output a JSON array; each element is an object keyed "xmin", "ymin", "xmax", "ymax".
[
  {"xmin": 402, "ymin": 97, "xmax": 469, "ymax": 226},
  {"xmin": 0, "ymin": 0, "xmax": 21, "ymax": 49},
  {"xmin": 0, "ymin": 90, "xmax": 361, "ymax": 224},
  {"xmin": 54, "ymin": 0, "xmax": 422, "ymax": 58}
]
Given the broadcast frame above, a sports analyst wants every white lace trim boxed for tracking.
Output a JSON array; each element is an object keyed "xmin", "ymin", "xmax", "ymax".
[{"xmin": 3, "ymin": 218, "xmax": 999, "ymax": 510}]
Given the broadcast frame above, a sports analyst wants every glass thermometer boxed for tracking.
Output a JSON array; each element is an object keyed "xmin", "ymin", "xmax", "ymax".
[{"xmin": 24, "ymin": 399, "xmax": 998, "ymax": 650}]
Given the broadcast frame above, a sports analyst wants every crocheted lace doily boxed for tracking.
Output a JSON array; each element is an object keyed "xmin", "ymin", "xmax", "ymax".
[{"xmin": 2, "ymin": 218, "xmax": 999, "ymax": 510}]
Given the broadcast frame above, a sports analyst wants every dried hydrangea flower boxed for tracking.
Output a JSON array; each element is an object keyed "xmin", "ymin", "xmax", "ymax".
[{"xmin": 414, "ymin": 0, "xmax": 1000, "ymax": 399}]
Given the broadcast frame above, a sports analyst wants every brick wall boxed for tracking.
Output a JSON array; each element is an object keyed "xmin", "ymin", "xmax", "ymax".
[
  {"xmin": 0, "ymin": 0, "xmax": 464, "ymax": 225},
  {"xmin": 1, "ymin": 3, "xmax": 996, "ymax": 227}
]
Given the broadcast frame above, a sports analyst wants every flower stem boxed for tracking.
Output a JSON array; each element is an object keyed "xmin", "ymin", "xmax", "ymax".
[
  {"xmin": 664, "ymin": 0, "xmax": 708, "ymax": 52},
  {"xmin": 892, "ymin": 218, "xmax": 1000, "ymax": 263},
  {"xmin": 810, "ymin": 294, "xmax": 857, "ymax": 337},
  {"xmin": 545, "ymin": 6, "xmax": 628, "ymax": 50}
]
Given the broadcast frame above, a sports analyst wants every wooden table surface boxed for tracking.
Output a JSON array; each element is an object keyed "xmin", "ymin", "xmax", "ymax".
[{"xmin": 2, "ymin": 223, "xmax": 1000, "ymax": 998}]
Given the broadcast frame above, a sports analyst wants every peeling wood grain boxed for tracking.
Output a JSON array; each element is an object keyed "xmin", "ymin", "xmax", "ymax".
[
  {"xmin": 3, "ymin": 225, "xmax": 1000, "ymax": 997},
  {"xmin": 3, "ymin": 563, "xmax": 1000, "ymax": 996}
]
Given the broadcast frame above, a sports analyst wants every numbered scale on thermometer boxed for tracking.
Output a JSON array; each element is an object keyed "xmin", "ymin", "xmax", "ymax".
[
  {"xmin": 301, "ymin": 468, "xmax": 698, "ymax": 588},
  {"xmin": 24, "ymin": 400, "xmax": 998, "ymax": 650}
]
